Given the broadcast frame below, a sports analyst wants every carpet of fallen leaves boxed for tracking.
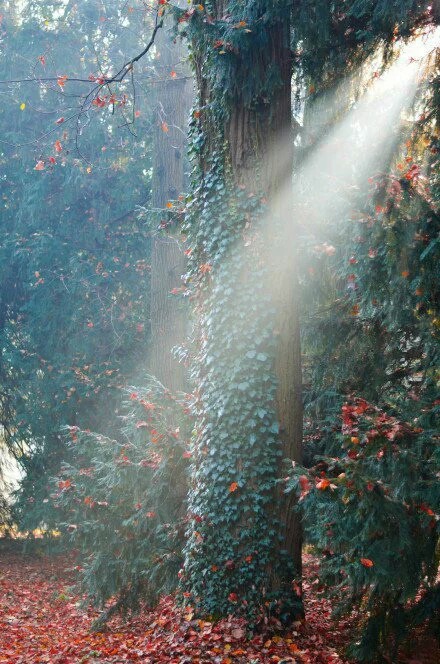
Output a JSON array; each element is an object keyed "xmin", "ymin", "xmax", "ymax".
[
  {"xmin": 0, "ymin": 548, "xmax": 355, "ymax": 664},
  {"xmin": 1, "ymin": 548, "xmax": 437, "ymax": 664}
]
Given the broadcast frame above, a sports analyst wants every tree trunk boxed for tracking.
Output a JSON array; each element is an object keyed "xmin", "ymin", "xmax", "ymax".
[
  {"xmin": 180, "ymin": 1, "xmax": 303, "ymax": 623},
  {"xmin": 149, "ymin": 26, "xmax": 192, "ymax": 391}
]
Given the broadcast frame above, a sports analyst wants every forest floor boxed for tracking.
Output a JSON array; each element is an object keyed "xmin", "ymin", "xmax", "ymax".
[{"xmin": 0, "ymin": 544, "xmax": 436, "ymax": 664}]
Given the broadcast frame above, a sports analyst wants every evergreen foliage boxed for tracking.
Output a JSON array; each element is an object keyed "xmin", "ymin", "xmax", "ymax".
[
  {"xmin": 52, "ymin": 380, "xmax": 190, "ymax": 622},
  {"xmin": 0, "ymin": 3, "xmax": 153, "ymax": 531},
  {"xmin": 289, "ymin": 40, "xmax": 440, "ymax": 660}
]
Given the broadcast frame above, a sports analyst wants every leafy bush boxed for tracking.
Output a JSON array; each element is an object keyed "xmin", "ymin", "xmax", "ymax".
[{"xmin": 52, "ymin": 379, "xmax": 190, "ymax": 624}]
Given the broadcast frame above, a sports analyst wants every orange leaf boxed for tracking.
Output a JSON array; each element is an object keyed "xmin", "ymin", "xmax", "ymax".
[
  {"xmin": 34, "ymin": 160, "xmax": 45, "ymax": 171},
  {"xmin": 350, "ymin": 304, "xmax": 360, "ymax": 316},
  {"xmin": 360, "ymin": 558, "xmax": 374, "ymax": 567},
  {"xmin": 161, "ymin": 121, "xmax": 169, "ymax": 133},
  {"xmin": 54, "ymin": 140, "xmax": 62, "ymax": 153},
  {"xmin": 316, "ymin": 478, "xmax": 330, "ymax": 490},
  {"xmin": 229, "ymin": 482, "xmax": 238, "ymax": 493}
]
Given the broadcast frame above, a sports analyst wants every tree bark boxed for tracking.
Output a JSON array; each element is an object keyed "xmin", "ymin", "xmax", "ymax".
[
  {"xmin": 182, "ymin": 1, "xmax": 303, "ymax": 620},
  {"xmin": 224, "ymin": 25, "xmax": 303, "ymax": 581},
  {"xmin": 149, "ymin": 27, "xmax": 192, "ymax": 391}
]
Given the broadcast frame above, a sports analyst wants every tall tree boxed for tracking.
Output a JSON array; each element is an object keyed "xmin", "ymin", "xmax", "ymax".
[{"xmin": 172, "ymin": 1, "xmax": 303, "ymax": 622}]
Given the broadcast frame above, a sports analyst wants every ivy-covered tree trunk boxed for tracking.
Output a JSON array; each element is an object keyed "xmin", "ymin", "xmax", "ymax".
[
  {"xmin": 149, "ymin": 27, "xmax": 192, "ymax": 390},
  {"xmin": 177, "ymin": 1, "xmax": 303, "ymax": 623}
]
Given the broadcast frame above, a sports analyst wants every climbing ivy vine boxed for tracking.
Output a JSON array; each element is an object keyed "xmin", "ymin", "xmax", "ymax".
[{"xmin": 168, "ymin": 0, "xmax": 303, "ymax": 623}]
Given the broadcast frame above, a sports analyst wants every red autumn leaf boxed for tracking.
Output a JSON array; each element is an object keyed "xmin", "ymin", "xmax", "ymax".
[
  {"xmin": 92, "ymin": 96, "xmax": 106, "ymax": 108},
  {"xmin": 34, "ymin": 160, "xmax": 45, "ymax": 171},
  {"xmin": 57, "ymin": 75, "xmax": 68, "ymax": 88},
  {"xmin": 140, "ymin": 400, "xmax": 155, "ymax": 410},
  {"xmin": 55, "ymin": 116, "xmax": 65, "ymax": 124},
  {"xmin": 54, "ymin": 140, "xmax": 62, "ymax": 153},
  {"xmin": 360, "ymin": 558, "xmax": 374, "ymax": 567},
  {"xmin": 316, "ymin": 478, "xmax": 330, "ymax": 490},
  {"xmin": 161, "ymin": 121, "xmax": 169, "ymax": 133},
  {"xmin": 419, "ymin": 504, "xmax": 435, "ymax": 516},
  {"xmin": 350, "ymin": 304, "xmax": 360, "ymax": 316},
  {"xmin": 231, "ymin": 627, "xmax": 245, "ymax": 639},
  {"xmin": 299, "ymin": 474, "xmax": 311, "ymax": 495},
  {"xmin": 229, "ymin": 481, "xmax": 238, "ymax": 493}
]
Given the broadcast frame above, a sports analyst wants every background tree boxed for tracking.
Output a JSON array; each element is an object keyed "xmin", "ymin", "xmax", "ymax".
[
  {"xmin": 49, "ymin": 19, "xmax": 194, "ymax": 621},
  {"xmin": 149, "ymin": 22, "xmax": 192, "ymax": 391},
  {"xmin": 0, "ymin": 1, "xmax": 154, "ymax": 530}
]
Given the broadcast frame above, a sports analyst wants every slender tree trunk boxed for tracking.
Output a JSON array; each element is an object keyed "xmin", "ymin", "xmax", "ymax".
[{"xmin": 149, "ymin": 27, "xmax": 192, "ymax": 390}]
